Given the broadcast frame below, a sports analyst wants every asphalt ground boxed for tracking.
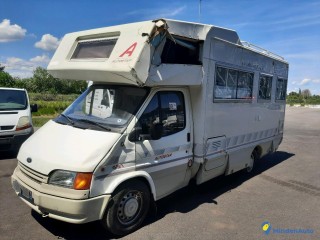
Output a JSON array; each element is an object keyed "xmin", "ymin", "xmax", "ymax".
[{"xmin": 0, "ymin": 107, "xmax": 319, "ymax": 240}]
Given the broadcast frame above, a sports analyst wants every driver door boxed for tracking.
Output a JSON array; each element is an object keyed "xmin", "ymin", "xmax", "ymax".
[{"xmin": 132, "ymin": 89, "xmax": 192, "ymax": 199}]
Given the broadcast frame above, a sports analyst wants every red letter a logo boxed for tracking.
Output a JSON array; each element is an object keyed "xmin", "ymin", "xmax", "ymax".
[{"xmin": 119, "ymin": 42, "xmax": 137, "ymax": 57}]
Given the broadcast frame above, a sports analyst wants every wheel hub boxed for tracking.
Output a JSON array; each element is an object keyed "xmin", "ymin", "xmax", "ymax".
[
  {"xmin": 117, "ymin": 191, "xmax": 142, "ymax": 225},
  {"xmin": 124, "ymin": 198, "xmax": 139, "ymax": 217}
]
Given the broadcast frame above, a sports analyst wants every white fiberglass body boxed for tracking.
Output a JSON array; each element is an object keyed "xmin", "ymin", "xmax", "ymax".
[{"xmin": 12, "ymin": 19, "xmax": 288, "ymax": 236}]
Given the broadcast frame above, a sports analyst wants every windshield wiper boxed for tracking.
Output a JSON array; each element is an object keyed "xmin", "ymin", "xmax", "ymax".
[
  {"xmin": 76, "ymin": 119, "xmax": 111, "ymax": 131},
  {"xmin": 60, "ymin": 113, "xmax": 74, "ymax": 125}
]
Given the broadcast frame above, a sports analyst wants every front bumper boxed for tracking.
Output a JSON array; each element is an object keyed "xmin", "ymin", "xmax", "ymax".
[
  {"xmin": 0, "ymin": 128, "xmax": 33, "ymax": 152},
  {"xmin": 11, "ymin": 167, "xmax": 110, "ymax": 224}
]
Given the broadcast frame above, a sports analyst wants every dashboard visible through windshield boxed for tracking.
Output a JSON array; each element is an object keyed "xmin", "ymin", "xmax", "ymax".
[{"xmin": 54, "ymin": 85, "xmax": 149, "ymax": 132}]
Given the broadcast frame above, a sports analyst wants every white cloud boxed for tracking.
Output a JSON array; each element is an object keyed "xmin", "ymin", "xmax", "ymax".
[
  {"xmin": 3, "ymin": 55, "xmax": 50, "ymax": 78},
  {"xmin": 30, "ymin": 54, "xmax": 50, "ymax": 63},
  {"xmin": 35, "ymin": 34, "xmax": 60, "ymax": 51},
  {"xmin": 300, "ymin": 79, "xmax": 311, "ymax": 85},
  {"xmin": 127, "ymin": 5, "xmax": 186, "ymax": 19},
  {"xmin": 292, "ymin": 78, "xmax": 320, "ymax": 86},
  {"xmin": 163, "ymin": 6, "xmax": 186, "ymax": 17},
  {"xmin": 0, "ymin": 19, "xmax": 27, "ymax": 42}
]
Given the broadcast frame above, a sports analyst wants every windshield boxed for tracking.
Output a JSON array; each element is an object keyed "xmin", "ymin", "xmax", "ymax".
[
  {"xmin": 54, "ymin": 85, "xmax": 149, "ymax": 132},
  {"xmin": 0, "ymin": 89, "xmax": 28, "ymax": 111}
]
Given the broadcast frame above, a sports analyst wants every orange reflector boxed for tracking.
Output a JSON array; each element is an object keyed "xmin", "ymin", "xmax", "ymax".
[
  {"xmin": 16, "ymin": 123, "xmax": 31, "ymax": 131},
  {"xmin": 74, "ymin": 173, "xmax": 93, "ymax": 190}
]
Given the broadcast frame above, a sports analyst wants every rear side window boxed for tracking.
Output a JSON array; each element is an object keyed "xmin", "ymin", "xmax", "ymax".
[
  {"xmin": 259, "ymin": 75, "xmax": 273, "ymax": 100},
  {"xmin": 137, "ymin": 91, "xmax": 185, "ymax": 139},
  {"xmin": 276, "ymin": 78, "xmax": 287, "ymax": 100}
]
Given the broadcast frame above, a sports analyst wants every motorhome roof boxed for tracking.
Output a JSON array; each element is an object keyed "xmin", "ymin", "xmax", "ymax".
[{"xmin": 47, "ymin": 19, "xmax": 287, "ymax": 86}]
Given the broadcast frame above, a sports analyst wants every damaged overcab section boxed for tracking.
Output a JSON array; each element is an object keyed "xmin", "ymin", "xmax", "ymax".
[{"xmin": 48, "ymin": 19, "xmax": 204, "ymax": 87}]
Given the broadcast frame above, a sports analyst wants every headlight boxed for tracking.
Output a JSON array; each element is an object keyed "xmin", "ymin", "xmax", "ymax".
[
  {"xmin": 16, "ymin": 116, "xmax": 31, "ymax": 131},
  {"xmin": 48, "ymin": 170, "xmax": 93, "ymax": 190}
]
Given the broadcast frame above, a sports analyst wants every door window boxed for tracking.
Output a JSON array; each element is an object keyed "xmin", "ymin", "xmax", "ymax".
[{"xmin": 135, "ymin": 91, "xmax": 185, "ymax": 140}]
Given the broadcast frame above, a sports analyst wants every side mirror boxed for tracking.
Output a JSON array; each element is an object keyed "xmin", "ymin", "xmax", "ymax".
[
  {"xmin": 150, "ymin": 123, "xmax": 163, "ymax": 140},
  {"xmin": 30, "ymin": 104, "xmax": 38, "ymax": 113},
  {"xmin": 128, "ymin": 127, "xmax": 142, "ymax": 142}
]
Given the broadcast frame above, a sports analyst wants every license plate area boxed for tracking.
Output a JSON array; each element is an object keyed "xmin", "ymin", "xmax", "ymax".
[{"xmin": 18, "ymin": 183, "xmax": 34, "ymax": 204}]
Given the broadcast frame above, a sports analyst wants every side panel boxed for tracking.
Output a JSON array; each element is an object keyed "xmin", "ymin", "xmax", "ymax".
[
  {"xmin": 196, "ymin": 136, "xmax": 227, "ymax": 184},
  {"xmin": 193, "ymin": 38, "xmax": 287, "ymax": 179}
]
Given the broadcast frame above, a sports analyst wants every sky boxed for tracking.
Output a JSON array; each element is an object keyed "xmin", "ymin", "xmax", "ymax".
[{"xmin": 0, "ymin": 0, "xmax": 319, "ymax": 95}]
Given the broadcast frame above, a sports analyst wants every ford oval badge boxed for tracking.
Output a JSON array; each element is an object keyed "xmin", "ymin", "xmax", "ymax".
[{"xmin": 27, "ymin": 158, "xmax": 32, "ymax": 163}]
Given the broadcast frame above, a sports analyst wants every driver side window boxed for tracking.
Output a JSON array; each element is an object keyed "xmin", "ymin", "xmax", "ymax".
[{"xmin": 136, "ymin": 91, "xmax": 185, "ymax": 140}]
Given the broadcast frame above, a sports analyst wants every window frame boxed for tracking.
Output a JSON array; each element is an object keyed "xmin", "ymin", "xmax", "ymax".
[{"xmin": 213, "ymin": 65, "xmax": 254, "ymax": 103}]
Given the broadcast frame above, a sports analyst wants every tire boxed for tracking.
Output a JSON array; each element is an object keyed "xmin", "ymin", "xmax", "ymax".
[
  {"xmin": 102, "ymin": 180, "xmax": 151, "ymax": 236},
  {"xmin": 246, "ymin": 150, "xmax": 258, "ymax": 173}
]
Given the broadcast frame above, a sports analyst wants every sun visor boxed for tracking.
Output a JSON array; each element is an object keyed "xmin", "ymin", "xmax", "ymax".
[{"xmin": 47, "ymin": 21, "xmax": 156, "ymax": 85}]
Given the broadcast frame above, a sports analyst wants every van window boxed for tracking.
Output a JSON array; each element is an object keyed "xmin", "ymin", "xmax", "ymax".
[
  {"xmin": 276, "ymin": 78, "xmax": 287, "ymax": 100},
  {"xmin": 137, "ymin": 91, "xmax": 185, "ymax": 139},
  {"xmin": 0, "ymin": 89, "xmax": 27, "ymax": 111},
  {"xmin": 72, "ymin": 38, "xmax": 118, "ymax": 59},
  {"xmin": 259, "ymin": 75, "xmax": 273, "ymax": 100},
  {"xmin": 55, "ymin": 85, "xmax": 149, "ymax": 132},
  {"xmin": 214, "ymin": 66, "xmax": 253, "ymax": 100}
]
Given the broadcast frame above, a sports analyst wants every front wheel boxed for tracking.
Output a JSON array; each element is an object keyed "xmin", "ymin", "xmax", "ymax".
[{"xmin": 102, "ymin": 180, "xmax": 151, "ymax": 236}]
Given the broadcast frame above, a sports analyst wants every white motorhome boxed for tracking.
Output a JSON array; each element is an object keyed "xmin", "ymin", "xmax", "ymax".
[
  {"xmin": 0, "ymin": 88, "xmax": 37, "ymax": 154},
  {"xmin": 11, "ymin": 19, "xmax": 288, "ymax": 235}
]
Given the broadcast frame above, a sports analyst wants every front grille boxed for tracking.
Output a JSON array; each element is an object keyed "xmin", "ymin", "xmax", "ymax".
[
  {"xmin": 18, "ymin": 162, "xmax": 48, "ymax": 184},
  {"xmin": 0, "ymin": 125, "xmax": 15, "ymax": 130}
]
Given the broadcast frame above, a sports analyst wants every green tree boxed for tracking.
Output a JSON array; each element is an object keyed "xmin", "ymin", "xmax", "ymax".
[
  {"xmin": 0, "ymin": 71, "xmax": 15, "ymax": 87},
  {"xmin": 32, "ymin": 67, "xmax": 56, "ymax": 93},
  {"xmin": 301, "ymin": 89, "xmax": 311, "ymax": 99},
  {"xmin": 31, "ymin": 67, "xmax": 87, "ymax": 94}
]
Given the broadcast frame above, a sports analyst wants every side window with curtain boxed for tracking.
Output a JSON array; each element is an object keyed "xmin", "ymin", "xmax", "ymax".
[
  {"xmin": 259, "ymin": 75, "xmax": 273, "ymax": 100},
  {"xmin": 214, "ymin": 66, "xmax": 253, "ymax": 100},
  {"xmin": 134, "ymin": 91, "xmax": 185, "ymax": 141},
  {"xmin": 276, "ymin": 78, "xmax": 287, "ymax": 100}
]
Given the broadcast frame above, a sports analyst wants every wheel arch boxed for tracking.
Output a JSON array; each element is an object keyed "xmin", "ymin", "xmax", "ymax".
[
  {"xmin": 105, "ymin": 171, "xmax": 157, "ymax": 201},
  {"xmin": 253, "ymin": 145, "xmax": 262, "ymax": 159}
]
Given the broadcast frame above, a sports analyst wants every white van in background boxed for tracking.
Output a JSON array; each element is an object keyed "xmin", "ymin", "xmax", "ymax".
[{"xmin": 0, "ymin": 88, "xmax": 37, "ymax": 154}]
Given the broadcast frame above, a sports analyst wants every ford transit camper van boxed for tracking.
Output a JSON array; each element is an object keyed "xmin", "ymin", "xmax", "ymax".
[{"xmin": 12, "ymin": 19, "xmax": 288, "ymax": 235}]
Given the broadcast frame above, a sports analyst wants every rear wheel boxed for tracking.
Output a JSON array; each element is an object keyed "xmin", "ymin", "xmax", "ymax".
[
  {"xmin": 247, "ymin": 150, "xmax": 258, "ymax": 173},
  {"xmin": 102, "ymin": 180, "xmax": 151, "ymax": 236}
]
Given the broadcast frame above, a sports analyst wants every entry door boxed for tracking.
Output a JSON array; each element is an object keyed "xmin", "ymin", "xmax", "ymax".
[{"xmin": 134, "ymin": 90, "xmax": 192, "ymax": 199}]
